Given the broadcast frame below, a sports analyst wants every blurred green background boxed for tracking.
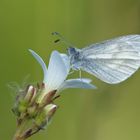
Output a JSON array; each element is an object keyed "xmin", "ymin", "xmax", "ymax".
[{"xmin": 0, "ymin": 0, "xmax": 140, "ymax": 140}]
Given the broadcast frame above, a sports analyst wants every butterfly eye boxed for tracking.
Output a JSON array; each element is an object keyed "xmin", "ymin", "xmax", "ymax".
[{"xmin": 68, "ymin": 47, "xmax": 76, "ymax": 55}]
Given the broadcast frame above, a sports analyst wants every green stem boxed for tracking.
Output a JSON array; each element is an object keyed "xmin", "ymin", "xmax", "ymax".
[
  {"xmin": 13, "ymin": 135, "xmax": 25, "ymax": 140},
  {"xmin": 13, "ymin": 118, "xmax": 29, "ymax": 140}
]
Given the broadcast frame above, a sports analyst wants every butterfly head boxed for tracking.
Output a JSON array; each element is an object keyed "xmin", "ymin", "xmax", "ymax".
[
  {"xmin": 67, "ymin": 47, "xmax": 77, "ymax": 56},
  {"xmin": 67, "ymin": 47, "xmax": 82, "ymax": 70}
]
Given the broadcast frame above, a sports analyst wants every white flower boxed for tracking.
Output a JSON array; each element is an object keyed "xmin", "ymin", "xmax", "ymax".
[{"xmin": 29, "ymin": 49, "xmax": 96, "ymax": 94}]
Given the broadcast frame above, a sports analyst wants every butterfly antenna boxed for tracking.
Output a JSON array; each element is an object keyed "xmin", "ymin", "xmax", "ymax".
[{"xmin": 52, "ymin": 32, "xmax": 74, "ymax": 47}]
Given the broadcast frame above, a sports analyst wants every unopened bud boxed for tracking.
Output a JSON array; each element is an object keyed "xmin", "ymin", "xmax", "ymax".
[
  {"xmin": 35, "ymin": 104, "xmax": 57, "ymax": 128},
  {"xmin": 14, "ymin": 85, "xmax": 37, "ymax": 115},
  {"xmin": 18, "ymin": 100, "xmax": 28, "ymax": 113},
  {"xmin": 40, "ymin": 90, "xmax": 56, "ymax": 108},
  {"xmin": 24, "ymin": 85, "xmax": 36, "ymax": 104},
  {"xmin": 45, "ymin": 104, "xmax": 57, "ymax": 122},
  {"xmin": 27, "ymin": 103, "xmax": 39, "ymax": 118}
]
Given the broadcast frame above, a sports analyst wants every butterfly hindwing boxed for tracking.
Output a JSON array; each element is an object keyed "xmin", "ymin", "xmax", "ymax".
[{"xmin": 79, "ymin": 35, "xmax": 140, "ymax": 84}]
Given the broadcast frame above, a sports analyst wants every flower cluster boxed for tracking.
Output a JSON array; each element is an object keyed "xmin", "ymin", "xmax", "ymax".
[{"xmin": 13, "ymin": 50, "xmax": 96, "ymax": 140}]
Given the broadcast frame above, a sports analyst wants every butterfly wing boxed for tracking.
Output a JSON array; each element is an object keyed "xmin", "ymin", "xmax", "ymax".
[{"xmin": 80, "ymin": 35, "xmax": 140, "ymax": 84}]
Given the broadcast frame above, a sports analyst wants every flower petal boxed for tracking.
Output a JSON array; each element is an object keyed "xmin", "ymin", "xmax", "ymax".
[
  {"xmin": 29, "ymin": 49, "xmax": 48, "ymax": 80},
  {"xmin": 58, "ymin": 78, "xmax": 97, "ymax": 91},
  {"xmin": 60, "ymin": 53, "xmax": 70, "ymax": 73},
  {"xmin": 44, "ymin": 51, "xmax": 68, "ymax": 92}
]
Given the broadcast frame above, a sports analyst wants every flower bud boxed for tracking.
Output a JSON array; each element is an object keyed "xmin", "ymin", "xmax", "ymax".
[
  {"xmin": 35, "ymin": 104, "xmax": 57, "ymax": 128},
  {"xmin": 24, "ymin": 85, "xmax": 36, "ymax": 105},
  {"xmin": 39, "ymin": 90, "xmax": 56, "ymax": 108},
  {"xmin": 27, "ymin": 103, "xmax": 39, "ymax": 118},
  {"xmin": 12, "ymin": 85, "xmax": 37, "ymax": 116},
  {"xmin": 45, "ymin": 104, "xmax": 57, "ymax": 122}
]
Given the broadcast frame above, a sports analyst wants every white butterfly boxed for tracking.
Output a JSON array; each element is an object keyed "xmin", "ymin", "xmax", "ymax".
[{"xmin": 66, "ymin": 35, "xmax": 140, "ymax": 84}]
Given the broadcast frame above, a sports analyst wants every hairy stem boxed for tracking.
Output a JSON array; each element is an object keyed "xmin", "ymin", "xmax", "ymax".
[{"xmin": 13, "ymin": 118, "xmax": 29, "ymax": 140}]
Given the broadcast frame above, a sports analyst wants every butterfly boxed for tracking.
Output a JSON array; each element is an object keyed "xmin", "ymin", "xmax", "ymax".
[{"xmin": 53, "ymin": 32, "xmax": 140, "ymax": 84}]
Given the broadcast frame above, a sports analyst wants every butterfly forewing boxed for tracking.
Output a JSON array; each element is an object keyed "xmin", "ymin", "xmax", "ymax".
[{"xmin": 79, "ymin": 35, "xmax": 140, "ymax": 84}]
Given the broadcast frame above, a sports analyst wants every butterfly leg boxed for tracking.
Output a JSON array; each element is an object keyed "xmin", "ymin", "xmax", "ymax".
[
  {"xmin": 79, "ymin": 69, "xmax": 84, "ymax": 83},
  {"xmin": 79, "ymin": 70, "xmax": 82, "ymax": 79}
]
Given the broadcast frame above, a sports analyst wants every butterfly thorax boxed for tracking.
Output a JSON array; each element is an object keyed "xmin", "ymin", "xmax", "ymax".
[{"xmin": 67, "ymin": 47, "xmax": 83, "ymax": 70}]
